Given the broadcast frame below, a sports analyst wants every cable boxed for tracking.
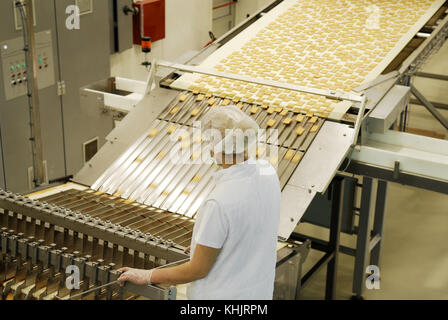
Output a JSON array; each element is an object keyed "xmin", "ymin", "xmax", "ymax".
[
  {"xmin": 16, "ymin": 1, "xmax": 39, "ymax": 186},
  {"xmin": 339, "ymin": 146, "xmax": 354, "ymax": 173}
]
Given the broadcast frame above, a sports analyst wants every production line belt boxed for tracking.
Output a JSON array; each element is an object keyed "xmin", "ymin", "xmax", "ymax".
[
  {"xmin": 37, "ymin": 189, "xmax": 194, "ymax": 248},
  {"xmin": 0, "ymin": 87, "xmax": 325, "ymax": 299},
  {"xmin": 0, "ymin": 190, "xmax": 181, "ymax": 300},
  {"xmin": 92, "ymin": 91, "xmax": 325, "ymax": 218}
]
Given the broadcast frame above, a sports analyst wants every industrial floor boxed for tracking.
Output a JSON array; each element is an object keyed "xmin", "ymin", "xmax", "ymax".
[
  {"xmin": 297, "ymin": 39, "xmax": 448, "ymax": 300},
  {"xmin": 297, "ymin": 182, "xmax": 448, "ymax": 300}
]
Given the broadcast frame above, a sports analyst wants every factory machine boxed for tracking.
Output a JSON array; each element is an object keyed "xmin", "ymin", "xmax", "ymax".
[{"xmin": 1, "ymin": 0, "xmax": 448, "ymax": 300}]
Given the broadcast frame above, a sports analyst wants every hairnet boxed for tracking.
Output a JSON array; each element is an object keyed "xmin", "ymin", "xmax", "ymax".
[{"xmin": 201, "ymin": 105, "xmax": 260, "ymax": 156}]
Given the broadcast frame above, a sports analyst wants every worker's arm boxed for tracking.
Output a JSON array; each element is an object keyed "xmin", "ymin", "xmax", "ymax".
[
  {"xmin": 151, "ymin": 244, "xmax": 219, "ymax": 284},
  {"xmin": 118, "ymin": 200, "xmax": 226, "ymax": 286},
  {"xmin": 117, "ymin": 244, "xmax": 220, "ymax": 286}
]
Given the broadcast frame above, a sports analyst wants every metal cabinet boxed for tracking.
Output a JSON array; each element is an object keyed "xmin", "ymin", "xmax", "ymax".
[
  {"xmin": 0, "ymin": 0, "xmax": 114, "ymax": 193},
  {"xmin": 0, "ymin": 1, "xmax": 65, "ymax": 193},
  {"xmin": 53, "ymin": 0, "xmax": 113, "ymax": 176}
]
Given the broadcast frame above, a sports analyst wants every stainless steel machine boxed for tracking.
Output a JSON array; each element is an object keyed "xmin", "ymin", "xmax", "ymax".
[{"xmin": 1, "ymin": 0, "xmax": 448, "ymax": 300}]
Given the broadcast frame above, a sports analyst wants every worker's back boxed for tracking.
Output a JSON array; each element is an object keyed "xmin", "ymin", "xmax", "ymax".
[{"xmin": 187, "ymin": 159, "xmax": 281, "ymax": 300}]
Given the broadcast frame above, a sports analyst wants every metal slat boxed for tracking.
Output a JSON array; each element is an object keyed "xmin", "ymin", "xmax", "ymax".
[
  {"xmin": 91, "ymin": 120, "xmax": 162, "ymax": 190},
  {"xmin": 84, "ymin": 91, "xmax": 326, "ymax": 220},
  {"xmin": 119, "ymin": 130, "xmax": 181, "ymax": 199},
  {"xmin": 103, "ymin": 121, "xmax": 170, "ymax": 195},
  {"xmin": 165, "ymin": 166, "xmax": 216, "ymax": 213}
]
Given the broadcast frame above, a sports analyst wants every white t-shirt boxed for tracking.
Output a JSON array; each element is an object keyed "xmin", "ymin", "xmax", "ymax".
[{"xmin": 187, "ymin": 159, "xmax": 281, "ymax": 300}]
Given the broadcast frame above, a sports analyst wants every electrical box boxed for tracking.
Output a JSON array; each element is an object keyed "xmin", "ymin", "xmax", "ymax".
[
  {"xmin": 0, "ymin": 30, "xmax": 55, "ymax": 101},
  {"xmin": 132, "ymin": 0, "xmax": 165, "ymax": 45}
]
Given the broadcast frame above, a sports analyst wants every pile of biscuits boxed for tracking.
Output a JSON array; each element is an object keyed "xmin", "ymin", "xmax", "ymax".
[{"xmin": 188, "ymin": 0, "xmax": 435, "ymax": 117}]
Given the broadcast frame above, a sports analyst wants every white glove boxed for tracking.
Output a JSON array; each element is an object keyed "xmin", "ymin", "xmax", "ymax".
[{"xmin": 117, "ymin": 267, "xmax": 154, "ymax": 286}]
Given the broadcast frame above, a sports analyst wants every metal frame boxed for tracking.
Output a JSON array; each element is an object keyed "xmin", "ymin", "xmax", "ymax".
[
  {"xmin": 290, "ymin": 177, "xmax": 344, "ymax": 300},
  {"xmin": 291, "ymin": 175, "xmax": 388, "ymax": 300},
  {"xmin": 396, "ymin": 9, "xmax": 448, "ymax": 130},
  {"xmin": 0, "ymin": 229, "xmax": 177, "ymax": 300},
  {"xmin": 156, "ymin": 59, "xmax": 367, "ymax": 149},
  {"xmin": 157, "ymin": 60, "xmax": 365, "ymax": 103},
  {"xmin": 0, "ymin": 191, "xmax": 189, "ymax": 262},
  {"xmin": 410, "ymin": 84, "xmax": 448, "ymax": 129},
  {"xmin": 274, "ymin": 240, "xmax": 311, "ymax": 300},
  {"xmin": 399, "ymin": 12, "xmax": 448, "ymax": 76},
  {"xmin": 0, "ymin": 187, "xmax": 312, "ymax": 300},
  {"xmin": 347, "ymin": 161, "xmax": 448, "ymax": 195}
]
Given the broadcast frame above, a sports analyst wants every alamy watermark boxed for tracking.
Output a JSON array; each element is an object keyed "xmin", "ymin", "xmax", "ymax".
[
  {"xmin": 366, "ymin": 5, "xmax": 381, "ymax": 30},
  {"xmin": 66, "ymin": 265, "xmax": 80, "ymax": 290},
  {"xmin": 161, "ymin": 121, "xmax": 279, "ymax": 176},
  {"xmin": 65, "ymin": 5, "xmax": 81, "ymax": 30},
  {"xmin": 366, "ymin": 265, "xmax": 381, "ymax": 290}
]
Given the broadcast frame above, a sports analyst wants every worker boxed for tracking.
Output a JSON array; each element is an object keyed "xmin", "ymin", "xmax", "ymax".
[{"xmin": 117, "ymin": 106, "xmax": 281, "ymax": 300}]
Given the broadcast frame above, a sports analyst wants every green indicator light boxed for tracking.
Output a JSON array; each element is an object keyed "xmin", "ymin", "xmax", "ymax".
[
  {"xmin": 38, "ymin": 58, "xmax": 43, "ymax": 63},
  {"xmin": 23, "ymin": 63, "xmax": 26, "ymax": 68},
  {"xmin": 11, "ymin": 66, "xmax": 15, "ymax": 71},
  {"xmin": 17, "ymin": 64, "xmax": 21, "ymax": 69}
]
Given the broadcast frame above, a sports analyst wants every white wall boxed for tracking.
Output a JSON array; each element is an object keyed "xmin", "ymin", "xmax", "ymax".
[
  {"xmin": 235, "ymin": 0, "xmax": 274, "ymax": 25},
  {"xmin": 111, "ymin": 0, "xmax": 212, "ymax": 81},
  {"xmin": 212, "ymin": 0, "xmax": 236, "ymax": 38}
]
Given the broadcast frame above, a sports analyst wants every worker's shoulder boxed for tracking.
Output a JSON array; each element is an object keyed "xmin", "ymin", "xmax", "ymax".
[
  {"xmin": 211, "ymin": 172, "xmax": 279, "ymax": 203},
  {"xmin": 255, "ymin": 160, "xmax": 281, "ymax": 188},
  {"xmin": 209, "ymin": 179, "xmax": 248, "ymax": 201}
]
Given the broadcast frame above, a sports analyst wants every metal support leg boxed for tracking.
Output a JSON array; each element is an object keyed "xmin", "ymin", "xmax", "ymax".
[
  {"xmin": 410, "ymin": 84, "xmax": 448, "ymax": 130},
  {"xmin": 294, "ymin": 252, "xmax": 303, "ymax": 300},
  {"xmin": 370, "ymin": 180, "xmax": 388, "ymax": 267},
  {"xmin": 325, "ymin": 177, "xmax": 343, "ymax": 300},
  {"xmin": 352, "ymin": 177, "xmax": 374, "ymax": 299}
]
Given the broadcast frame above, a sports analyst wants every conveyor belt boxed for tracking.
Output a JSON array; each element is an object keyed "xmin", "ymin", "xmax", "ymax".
[
  {"xmin": 38, "ymin": 189, "xmax": 194, "ymax": 248},
  {"xmin": 91, "ymin": 91, "xmax": 325, "ymax": 218},
  {"xmin": 0, "ymin": 190, "xmax": 180, "ymax": 300},
  {"xmin": 0, "ymin": 188, "xmax": 308, "ymax": 300},
  {"xmin": 172, "ymin": 0, "xmax": 445, "ymax": 118}
]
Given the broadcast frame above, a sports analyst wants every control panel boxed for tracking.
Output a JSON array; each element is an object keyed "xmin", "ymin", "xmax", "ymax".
[{"xmin": 1, "ymin": 30, "xmax": 55, "ymax": 101}]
